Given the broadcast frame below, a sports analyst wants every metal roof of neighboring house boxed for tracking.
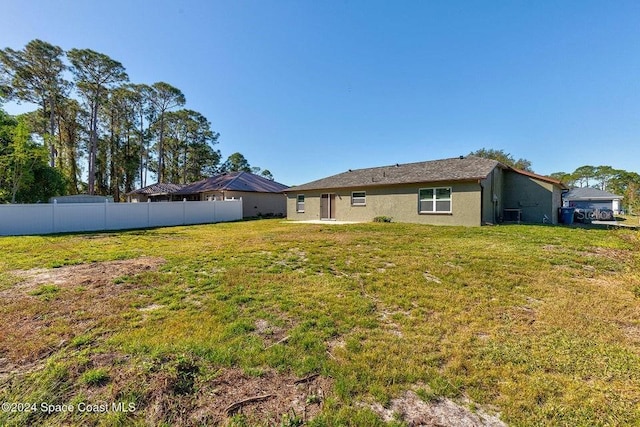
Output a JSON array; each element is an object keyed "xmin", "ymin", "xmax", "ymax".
[
  {"xmin": 175, "ymin": 171, "xmax": 289, "ymax": 194},
  {"xmin": 126, "ymin": 183, "xmax": 187, "ymax": 196},
  {"xmin": 565, "ymin": 187, "xmax": 623, "ymax": 200}
]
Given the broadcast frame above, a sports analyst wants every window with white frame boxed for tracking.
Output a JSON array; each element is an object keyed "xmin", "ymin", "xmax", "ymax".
[
  {"xmin": 296, "ymin": 195, "xmax": 305, "ymax": 212},
  {"xmin": 419, "ymin": 187, "xmax": 452, "ymax": 213},
  {"xmin": 351, "ymin": 191, "xmax": 366, "ymax": 206}
]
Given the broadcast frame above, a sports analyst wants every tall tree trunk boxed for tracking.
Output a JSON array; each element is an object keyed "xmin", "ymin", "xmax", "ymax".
[
  {"xmin": 144, "ymin": 138, "xmax": 150, "ymax": 187},
  {"xmin": 109, "ymin": 109, "xmax": 118, "ymax": 201},
  {"xmin": 88, "ymin": 102, "xmax": 98, "ymax": 195},
  {"xmin": 49, "ymin": 95, "xmax": 56, "ymax": 167},
  {"xmin": 68, "ymin": 136, "xmax": 79, "ymax": 194},
  {"xmin": 56, "ymin": 114, "xmax": 64, "ymax": 171},
  {"xmin": 158, "ymin": 112, "xmax": 165, "ymax": 183},
  {"xmin": 139, "ymin": 111, "xmax": 145, "ymax": 188},
  {"xmin": 125, "ymin": 128, "xmax": 133, "ymax": 194}
]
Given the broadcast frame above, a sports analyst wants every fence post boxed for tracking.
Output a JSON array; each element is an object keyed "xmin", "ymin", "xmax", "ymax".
[
  {"xmin": 52, "ymin": 199, "xmax": 57, "ymax": 233},
  {"xmin": 183, "ymin": 198, "xmax": 186, "ymax": 225}
]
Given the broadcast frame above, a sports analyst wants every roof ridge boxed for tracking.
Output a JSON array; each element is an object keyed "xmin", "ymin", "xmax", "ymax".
[
  {"xmin": 222, "ymin": 171, "xmax": 245, "ymax": 190},
  {"xmin": 341, "ymin": 156, "xmax": 497, "ymax": 174},
  {"xmin": 567, "ymin": 187, "xmax": 623, "ymax": 197},
  {"xmin": 289, "ymin": 157, "xmax": 501, "ymax": 192}
]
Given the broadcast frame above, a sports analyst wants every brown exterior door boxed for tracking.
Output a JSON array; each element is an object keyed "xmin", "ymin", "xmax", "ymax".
[{"xmin": 320, "ymin": 193, "xmax": 336, "ymax": 220}]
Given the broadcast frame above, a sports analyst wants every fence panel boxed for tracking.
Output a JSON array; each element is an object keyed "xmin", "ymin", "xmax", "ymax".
[
  {"xmin": 106, "ymin": 203, "xmax": 150, "ymax": 230},
  {"xmin": 55, "ymin": 203, "xmax": 106, "ymax": 233},
  {"xmin": 148, "ymin": 202, "xmax": 185, "ymax": 228},
  {"xmin": 184, "ymin": 201, "xmax": 215, "ymax": 224},
  {"xmin": 0, "ymin": 200, "xmax": 242, "ymax": 236},
  {"xmin": 215, "ymin": 200, "xmax": 244, "ymax": 222},
  {"xmin": 0, "ymin": 204, "xmax": 54, "ymax": 235}
]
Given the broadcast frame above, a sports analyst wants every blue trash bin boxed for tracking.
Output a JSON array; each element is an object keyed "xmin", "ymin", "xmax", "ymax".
[{"xmin": 560, "ymin": 207, "xmax": 575, "ymax": 225}]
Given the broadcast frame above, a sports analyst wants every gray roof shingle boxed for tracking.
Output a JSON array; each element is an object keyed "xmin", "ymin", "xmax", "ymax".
[{"xmin": 288, "ymin": 156, "xmax": 501, "ymax": 191}]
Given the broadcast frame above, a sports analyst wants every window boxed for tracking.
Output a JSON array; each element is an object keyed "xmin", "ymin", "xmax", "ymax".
[
  {"xmin": 419, "ymin": 187, "xmax": 452, "ymax": 213},
  {"xmin": 351, "ymin": 191, "xmax": 366, "ymax": 206},
  {"xmin": 296, "ymin": 195, "xmax": 305, "ymax": 212}
]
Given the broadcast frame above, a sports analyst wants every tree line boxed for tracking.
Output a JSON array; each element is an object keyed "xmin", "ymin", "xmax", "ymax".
[
  {"xmin": 549, "ymin": 166, "xmax": 640, "ymax": 213},
  {"xmin": 0, "ymin": 109, "xmax": 65, "ymax": 203},
  {"xmin": 0, "ymin": 39, "xmax": 271, "ymax": 203},
  {"xmin": 471, "ymin": 148, "xmax": 640, "ymax": 213}
]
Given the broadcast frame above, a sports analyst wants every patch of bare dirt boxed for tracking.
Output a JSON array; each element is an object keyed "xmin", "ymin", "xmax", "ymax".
[
  {"xmin": 376, "ymin": 262, "xmax": 397, "ymax": 273},
  {"xmin": 423, "ymin": 271, "xmax": 442, "ymax": 284},
  {"xmin": 4, "ymin": 256, "xmax": 165, "ymax": 295},
  {"xmin": 367, "ymin": 390, "xmax": 506, "ymax": 427},
  {"xmin": 620, "ymin": 322, "xmax": 640, "ymax": 344},
  {"xmin": 253, "ymin": 318, "xmax": 290, "ymax": 347},
  {"xmin": 326, "ymin": 336, "xmax": 346, "ymax": 359},
  {"xmin": 0, "ymin": 257, "xmax": 165, "ymax": 371},
  {"xmin": 379, "ymin": 308, "xmax": 406, "ymax": 338},
  {"xmin": 146, "ymin": 367, "xmax": 332, "ymax": 426},
  {"xmin": 510, "ymin": 305, "xmax": 537, "ymax": 326},
  {"xmin": 34, "ymin": 351, "xmax": 331, "ymax": 426},
  {"xmin": 139, "ymin": 303, "xmax": 165, "ymax": 312},
  {"xmin": 542, "ymin": 244, "xmax": 634, "ymax": 266},
  {"xmin": 585, "ymin": 246, "xmax": 634, "ymax": 263}
]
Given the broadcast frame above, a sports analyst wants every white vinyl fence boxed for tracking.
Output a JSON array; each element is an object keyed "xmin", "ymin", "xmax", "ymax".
[{"xmin": 0, "ymin": 200, "xmax": 243, "ymax": 236}]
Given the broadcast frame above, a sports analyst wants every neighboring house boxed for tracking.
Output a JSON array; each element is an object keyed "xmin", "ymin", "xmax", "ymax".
[
  {"xmin": 563, "ymin": 187, "xmax": 623, "ymax": 213},
  {"xmin": 174, "ymin": 171, "xmax": 289, "ymax": 218},
  {"xmin": 287, "ymin": 156, "xmax": 567, "ymax": 226},
  {"xmin": 125, "ymin": 183, "xmax": 187, "ymax": 202}
]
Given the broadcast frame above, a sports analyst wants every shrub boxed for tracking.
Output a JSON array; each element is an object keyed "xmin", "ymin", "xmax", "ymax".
[{"xmin": 373, "ymin": 216, "xmax": 392, "ymax": 223}]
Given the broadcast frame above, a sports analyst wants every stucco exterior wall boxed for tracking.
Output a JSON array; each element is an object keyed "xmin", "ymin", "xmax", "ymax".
[
  {"xmin": 197, "ymin": 191, "xmax": 286, "ymax": 217},
  {"xmin": 480, "ymin": 168, "xmax": 504, "ymax": 224},
  {"xmin": 551, "ymin": 186, "xmax": 562, "ymax": 223},
  {"xmin": 287, "ymin": 181, "xmax": 483, "ymax": 226},
  {"xmin": 128, "ymin": 194, "xmax": 147, "ymax": 203},
  {"xmin": 503, "ymin": 171, "xmax": 560, "ymax": 224}
]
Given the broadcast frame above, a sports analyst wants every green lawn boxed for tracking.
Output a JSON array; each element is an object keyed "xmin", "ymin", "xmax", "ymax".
[{"xmin": 0, "ymin": 220, "xmax": 639, "ymax": 426}]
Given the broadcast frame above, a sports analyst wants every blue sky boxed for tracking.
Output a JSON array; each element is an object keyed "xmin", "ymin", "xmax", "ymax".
[{"xmin": 2, "ymin": 0, "xmax": 639, "ymax": 186}]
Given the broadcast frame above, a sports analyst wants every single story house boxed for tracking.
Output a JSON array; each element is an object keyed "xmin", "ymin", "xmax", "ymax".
[
  {"xmin": 563, "ymin": 187, "xmax": 623, "ymax": 214},
  {"xmin": 286, "ymin": 156, "xmax": 567, "ymax": 226},
  {"xmin": 174, "ymin": 171, "xmax": 289, "ymax": 218},
  {"xmin": 126, "ymin": 183, "xmax": 187, "ymax": 203}
]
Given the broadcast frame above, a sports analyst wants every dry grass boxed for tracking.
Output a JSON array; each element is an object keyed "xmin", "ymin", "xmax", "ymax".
[
  {"xmin": 0, "ymin": 258, "xmax": 164, "ymax": 368},
  {"xmin": 0, "ymin": 220, "xmax": 639, "ymax": 426}
]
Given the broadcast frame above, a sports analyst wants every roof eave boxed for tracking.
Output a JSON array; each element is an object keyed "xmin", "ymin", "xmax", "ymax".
[
  {"xmin": 289, "ymin": 177, "xmax": 486, "ymax": 192},
  {"xmin": 566, "ymin": 196, "xmax": 623, "ymax": 200},
  {"xmin": 508, "ymin": 167, "xmax": 569, "ymax": 190}
]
